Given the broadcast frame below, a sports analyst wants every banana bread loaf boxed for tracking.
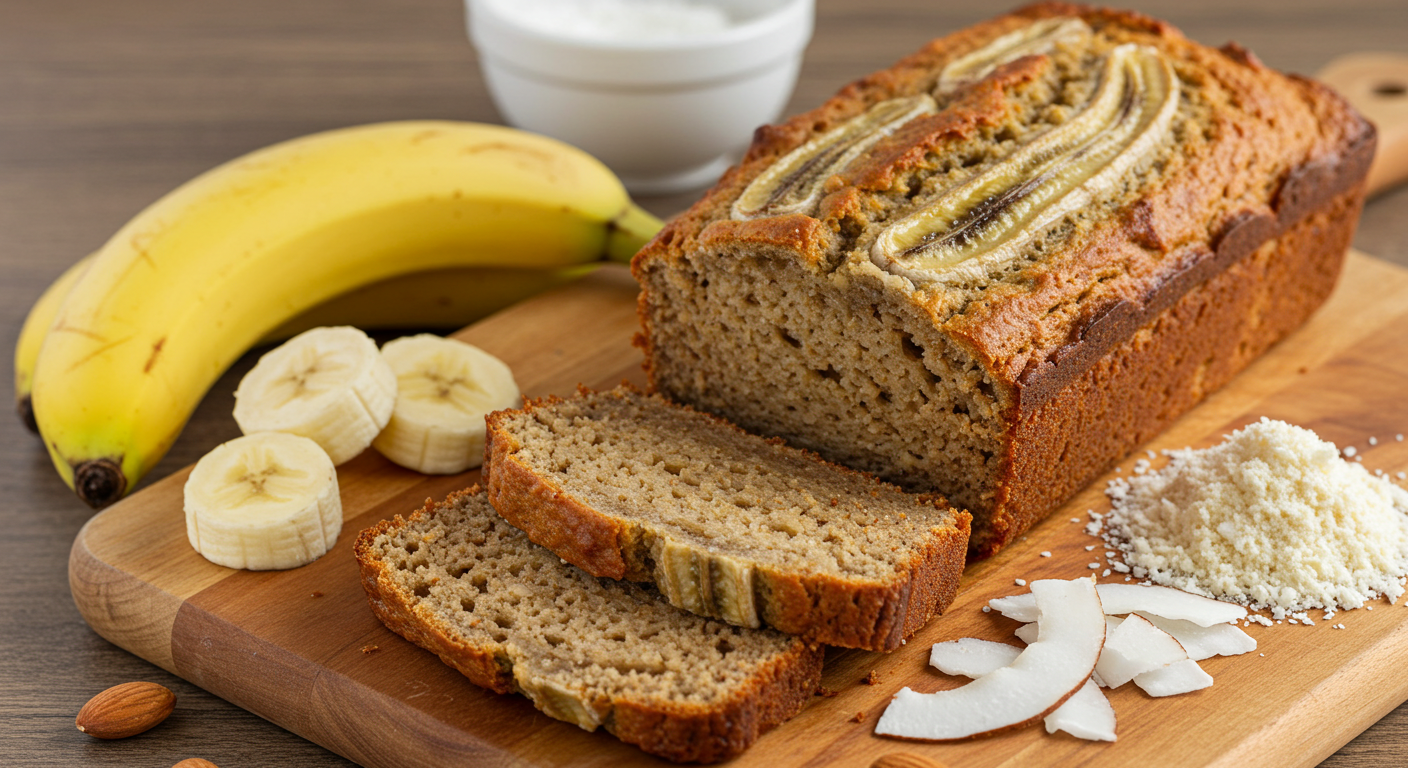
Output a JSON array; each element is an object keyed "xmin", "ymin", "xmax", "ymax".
[
  {"xmin": 482, "ymin": 385, "xmax": 971, "ymax": 652},
  {"xmin": 631, "ymin": 2, "xmax": 1374, "ymax": 558},
  {"xmin": 354, "ymin": 487, "xmax": 823, "ymax": 763}
]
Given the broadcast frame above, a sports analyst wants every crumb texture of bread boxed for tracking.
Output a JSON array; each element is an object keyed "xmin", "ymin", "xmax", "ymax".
[
  {"xmin": 631, "ymin": 1, "xmax": 1373, "ymax": 558},
  {"xmin": 483, "ymin": 386, "xmax": 970, "ymax": 651},
  {"xmin": 353, "ymin": 488, "xmax": 823, "ymax": 764}
]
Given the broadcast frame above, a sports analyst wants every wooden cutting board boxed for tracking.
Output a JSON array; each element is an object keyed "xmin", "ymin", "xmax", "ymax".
[{"xmin": 70, "ymin": 252, "xmax": 1408, "ymax": 768}]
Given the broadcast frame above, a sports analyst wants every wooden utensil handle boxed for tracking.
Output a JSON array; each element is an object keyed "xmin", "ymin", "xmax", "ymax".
[{"xmin": 1319, "ymin": 52, "xmax": 1408, "ymax": 197}]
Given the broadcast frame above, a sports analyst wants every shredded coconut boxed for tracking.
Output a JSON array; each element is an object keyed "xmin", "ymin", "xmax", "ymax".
[{"xmin": 1102, "ymin": 418, "xmax": 1408, "ymax": 613}]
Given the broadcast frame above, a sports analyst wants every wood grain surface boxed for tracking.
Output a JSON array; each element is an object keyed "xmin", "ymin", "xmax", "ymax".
[
  {"xmin": 67, "ymin": 253, "xmax": 1408, "ymax": 768},
  {"xmin": 4, "ymin": 1, "xmax": 1408, "ymax": 767}
]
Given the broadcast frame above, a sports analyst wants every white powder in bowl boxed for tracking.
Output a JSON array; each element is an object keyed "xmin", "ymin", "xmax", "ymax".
[
  {"xmin": 1103, "ymin": 418, "xmax": 1408, "ymax": 613},
  {"xmin": 488, "ymin": 0, "xmax": 733, "ymax": 42}
]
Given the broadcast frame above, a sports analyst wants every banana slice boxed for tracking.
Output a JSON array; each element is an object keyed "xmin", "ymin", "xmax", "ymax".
[
  {"xmin": 371, "ymin": 334, "xmax": 520, "ymax": 474},
  {"xmin": 184, "ymin": 431, "xmax": 341, "ymax": 570},
  {"xmin": 233, "ymin": 326, "xmax": 397, "ymax": 465}
]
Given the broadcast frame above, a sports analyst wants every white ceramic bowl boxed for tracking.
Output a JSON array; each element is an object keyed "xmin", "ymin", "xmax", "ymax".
[{"xmin": 466, "ymin": 0, "xmax": 814, "ymax": 194}]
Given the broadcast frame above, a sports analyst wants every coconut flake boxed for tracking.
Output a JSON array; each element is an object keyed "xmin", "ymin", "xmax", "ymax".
[
  {"xmin": 1096, "ymin": 583, "xmax": 1247, "ymax": 626},
  {"xmin": 928, "ymin": 637, "xmax": 1021, "ymax": 677},
  {"xmin": 1134, "ymin": 613, "xmax": 1256, "ymax": 660},
  {"xmin": 1095, "ymin": 614, "xmax": 1187, "ymax": 689},
  {"xmin": 989, "ymin": 593, "xmax": 1038, "ymax": 623},
  {"xmin": 1133, "ymin": 659, "xmax": 1213, "ymax": 697},
  {"xmin": 877, "ymin": 579, "xmax": 1104, "ymax": 741},
  {"xmin": 1043, "ymin": 681, "xmax": 1117, "ymax": 741},
  {"xmin": 990, "ymin": 583, "xmax": 1245, "ymax": 626},
  {"xmin": 926, "ymin": 637, "xmax": 1114, "ymax": 741}
]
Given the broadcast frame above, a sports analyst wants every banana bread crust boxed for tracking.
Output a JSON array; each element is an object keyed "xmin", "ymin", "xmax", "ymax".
[
  {"xmin": 631, "ymin": 2, "xmax": 1374, "ymax": 557},
  {"xmin": 482, "ymin": 387, "xmax": 971, "ymax": 652},
  {"xmin": 354, "ymin": 489, "xmax": 825, "ymax": 763}
]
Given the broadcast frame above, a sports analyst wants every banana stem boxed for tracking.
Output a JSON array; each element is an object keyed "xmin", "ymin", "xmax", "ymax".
[{"xmin": 606, "ymin": 203, "xmax": 665, "ymax": 264}]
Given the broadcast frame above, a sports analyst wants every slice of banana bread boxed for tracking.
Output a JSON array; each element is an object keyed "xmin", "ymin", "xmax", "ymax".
[
  {"xmin": 632, "ymin": 2, "xmax": 1374, "ymax": 558},
  {"xmin": 354, "ymin": 487, "xmax": 823, "ymax": 764},
  {"xmin": 482, "ymin": 385, "xmax": 971, "ymax": 652}
]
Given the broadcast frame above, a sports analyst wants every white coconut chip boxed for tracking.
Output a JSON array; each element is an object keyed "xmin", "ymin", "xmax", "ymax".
[
  {"xmin": 1134, "ymin": 658, "xmax": 1213, "ymax": 697},
  {"xmin": 1095, "ymin": 614, "xmax": 1187, "ymax": 689},
  {"xmin": 929, "ymin": 637, "xmax": 1023, "ymax": 678},
  {"xmin": 876, "ymin": 579, "xmax": 1105, "ymax": 741},
  {"xmin": 989, "ymin": 583, "xmax": 1246, "ymax": 626},
  {"xmin": 1135, "ymin": 612, "xmax": 1257, "ymax": 660},
  {"xmin": 1043, "ymin": 682, "xmax": 1117, "ymax": 741},
  {"xmin": 1096, "ymin": 584, "xmax": 1248, "ymax": 626},
  {"xmin": 988, "ymin": 593, "xmax": 1039, "ymax": 623},
  {"xmin": 1014, "ymin": 622, "xmax": 1039, "ymax": 645},
  {"xmin": 928, "ymin": 638, "xmax": 1115, "ymax": 741}
]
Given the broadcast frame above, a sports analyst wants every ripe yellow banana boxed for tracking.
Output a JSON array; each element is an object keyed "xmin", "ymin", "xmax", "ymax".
[
  {"xmin": 14, "ymin": 254, "xmax": 93, "ymax": 433},
  {"xmin": 15, "ymin": 258, "xmax": 594, "ymax": 435},
  {"xmin": 31, "ymin": 120, "xmax": 662, "ymax": 508}
]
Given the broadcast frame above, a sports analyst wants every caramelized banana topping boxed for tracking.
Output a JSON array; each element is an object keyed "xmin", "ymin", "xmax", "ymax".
[
  {"xmin": 873, "ymin": 44, "xmax": 1180, "ymax": 284},
  {"xmin": 938, "ymin": 17, "xmax": 1093, "ymax": 93},
  {"xmin": 733, "ymin": 95, "xmax": 937, "ymax": 220}
]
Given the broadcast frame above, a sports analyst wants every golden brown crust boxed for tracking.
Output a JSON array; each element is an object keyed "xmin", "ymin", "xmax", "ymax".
[
  {"xmin": 482, "ymin": 386, "xmax": 971, "ymax": 652},
  {"xmin": 352, "ymin": 488, "xmax": 826, "ymax": 764},
  {"xmin": 695, "ymin": 213, "xmax": 837, "ymax": 275}
]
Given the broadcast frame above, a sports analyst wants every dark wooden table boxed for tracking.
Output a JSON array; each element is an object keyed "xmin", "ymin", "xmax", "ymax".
[{"xmin": 3, "ymin": 1, "xmax": 1407, "ymax": 766}]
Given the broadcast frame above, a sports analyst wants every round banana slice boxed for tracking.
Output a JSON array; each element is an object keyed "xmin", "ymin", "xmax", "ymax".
[
  {"xmin": 233, "ymin": 326, "xmax": 397, "ymax": 465},
  {"xmin": 372, "ymin": 334, "xmax": 520, "ymax": 474},
  {"xmin": 184, "ymin": 431, "xmax": 341, "ymax": 570}
]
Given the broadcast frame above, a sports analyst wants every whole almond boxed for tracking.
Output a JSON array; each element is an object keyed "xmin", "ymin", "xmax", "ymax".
[
  {"xmin": 173, "ymin": 759, "xmax": 219, "ymax": 768},
  {"xmin": 75, "ymin": 681, "xmax": 176, "ymax": 739}
]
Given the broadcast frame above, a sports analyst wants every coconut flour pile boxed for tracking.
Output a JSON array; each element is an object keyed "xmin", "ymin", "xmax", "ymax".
[{"xmin": 1103, "ymin": 418, "xmax": 1408, "ymax": 614}]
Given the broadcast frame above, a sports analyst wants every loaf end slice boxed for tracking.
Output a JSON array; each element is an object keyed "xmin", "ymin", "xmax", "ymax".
[
  {"xmin": 483, "ymin": 385, "xmax": 972, "ymax": 652},
  {"xmin": 354, "ymin": 487, "xmax": 823, "ymax": 763}
]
